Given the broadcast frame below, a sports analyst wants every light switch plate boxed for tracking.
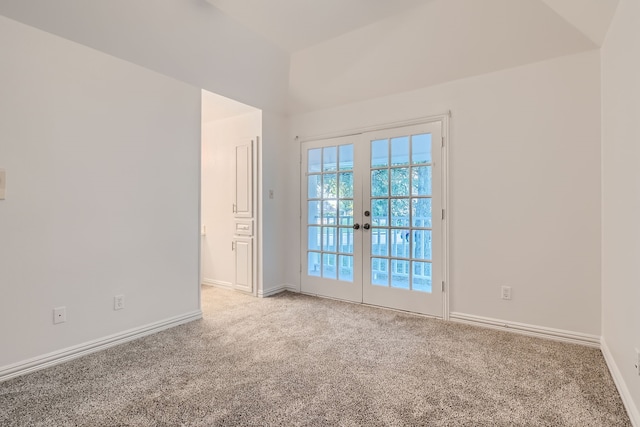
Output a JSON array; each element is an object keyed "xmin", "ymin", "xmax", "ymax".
[{"xmin": 0, "ymin": 169, "xmax": 5, "ymax": 200}]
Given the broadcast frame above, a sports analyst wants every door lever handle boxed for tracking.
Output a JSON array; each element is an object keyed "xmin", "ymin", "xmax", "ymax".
[
  {"xmin": 363, "ymin": 223, "xmax": 371, "ymax": 230},
  {"xmin": 353, "ymin": 223, "xmax": 361, "ymax": 230}
]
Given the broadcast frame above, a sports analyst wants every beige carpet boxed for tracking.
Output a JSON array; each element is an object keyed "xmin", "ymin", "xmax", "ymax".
[{"xmin": 0, "ymin": 286, "xmax": 631, "ymax": 426}]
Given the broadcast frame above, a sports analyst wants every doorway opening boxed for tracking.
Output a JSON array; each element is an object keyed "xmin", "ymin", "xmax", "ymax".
[
  {"xmin": 300, "ymin": 119, "xmax": 449, "ymax": 317},
  {"xmin": 200, "ymin": 89, "xmax": 261, "ymax": 305}
]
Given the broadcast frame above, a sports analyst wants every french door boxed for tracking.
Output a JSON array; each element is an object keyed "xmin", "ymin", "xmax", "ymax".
[{"xmin": 301, "ymin": 122, "xmax": 444, "ymax": 317}]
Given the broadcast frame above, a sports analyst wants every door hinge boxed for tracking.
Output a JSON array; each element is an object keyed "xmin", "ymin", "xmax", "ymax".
[
  {"xmin": 441, "ymin": 136, "xmax": 445, "ymax": 147},
  {"xmin": 442, "ymin": 281, "xmax": 445, "ymax": 292},
  {"xmin": 441, "ymin": 209, "xmax": 445, "ymax": 220},
  {"xmin": 232, "ymin": 241, "xmax": 235, "ymax": 251}
]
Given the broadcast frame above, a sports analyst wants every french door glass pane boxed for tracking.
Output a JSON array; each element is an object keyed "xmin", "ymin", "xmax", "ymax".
[
  {"xmin": 339, "ymin": 200, "xmax": 354, "ymax": 225},
  {"xmin": 391, "ymin": 137, "xmax": 409, "ymax": 166},
  {"xmin": 411, "ymin": 166, "xmax": 432, "ymax": 196},
  {"xmin": 308, "ymin": 201, "xmax": 321, "ymax": 224},
  {"xmin": 391, "ymin": 199, "xmax": 409, "ymax": 227},
  {"xmin": 323, "ymin": 174, "xmax": 337, "ymax": 198},
  {"xmin": 323, "ymin": 227, "xmax": 337, "ymax": 252},
  {"xmin": 322, "ymin": 201, "xmax": 336, "ymax": 224},
  {"xmin": 372, "ymin": 258, "xmax": 389, "ymax": 286},
  {"xmin": 371, "ymin": 170, "xmax": 389, "ymax": 197},
  {"xmin": 323, "ymin": 253, "xmax": 337, "ymax": 279},
  {"xmin": 411, "ymin": 198, "xmax": 432, "ymax": 228},
  {"xmin": 371, "ymin": 139, "xmax": 389, "ymax": 167},
  {"xmin": 371, "ymin": 199, "xmax": 388, "ymax": 226},
  {"xmin": 308, "ymin": 226, "xmax": 321, "ymax": 251},
  {"xmin": 323, "ymin": 147, "xmax": 337, "ymax": 172},
  {"xmin": 391, "ymin": 259, "xmax": 410, "ymax": 289},
  {"xmin": 391, "ymin": 168, "xmax": 409, "ymax": 196},
  {"xmin": 339, "ymin": 255, "xmax": 354, "ymax": 282},
  {"xmin": 371, "ymin": 228, "xmax": 389, "ymax": 256},
  {"xmin": 391, "ymin": 230, "xmax": 410, "ymax": 258},
  {"xmin": 339, "ymin": 145, "xmax": 354, "ymax": 170},
  {"xmin": 339, "ymin": 172, "xmax": 353, "ymax": 198},
  {"xmin": 412, "ymin": 134, "xmax": 432, "ymax": 164},
  {"xmin": 339, "ymin": 228, "xmax": 354, "ymax": 254},
  {"xmin": 308, "ymin": 175, "xmax": 321, "ymax": 199},
  {"xmin": 308, "ymin": 149, "xmax": 322, "ymax": 173},
  {"xmin": 308, "ymin": 252, "xmax": 321, "ymax": 277},
  {"xmin": 412, "ymin": 230, "xmax": 432, "ymax": 260},
  {"xmin": 412, "ymin": 262, "xmax": 432, "ymax": 292}
]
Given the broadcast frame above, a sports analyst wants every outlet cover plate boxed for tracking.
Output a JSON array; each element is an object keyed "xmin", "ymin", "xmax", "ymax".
[
  {"xmin": 114, "ymin": 295, "xmax": 125, "ymax": 310},
  {"xmin": 53, "ymin": 307, "xmax": 66, "ymax": 324}
]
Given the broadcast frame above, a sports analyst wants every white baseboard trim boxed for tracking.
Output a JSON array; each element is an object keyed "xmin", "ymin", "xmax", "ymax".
[
  {"xmin": 0, "ymin": 310, "xmax": 202, "ymax": 383},
  {"xmin": 258, "ymin": 283, "xmax": 299, "ymax": 298},
  {"xmin": 449, "ymin": 312, "xmax": 601, "ymax": 347},
  {"xmin": 601, "ymin": 338, "xmax": 640, "ymax": 427},
  {"xmin": 202, "ymin": 279, "xmax": 232, "ymax": 289}
]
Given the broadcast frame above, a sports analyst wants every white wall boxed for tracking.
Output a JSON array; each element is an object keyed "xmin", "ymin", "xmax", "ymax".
[
  {"xmin": 0, "ymin": 0, "xmax": 290, "ymax": 114},
  {"xmin": 601, "ymin": 0, "xmax": 640, "ymax": 421},
  {"xmin": 260, "ymin": 111, "xmax": 290, "ymax": 295},
  {"xmin": 0, "ymin": 16, "xmax": 201, "ymax": 368},
  {"xmin": 288, "ymin": 50, "xmax": 602, "ymax": 336},
  {"xmin": 201, "ymin": 112, "xmax": 261, "ymax": 287},
  {"xmin": 289, "ymin": 0, "xmax": 595, "ymax": 113}
]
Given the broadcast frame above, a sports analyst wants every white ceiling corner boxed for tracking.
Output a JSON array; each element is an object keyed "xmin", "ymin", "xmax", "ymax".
[{"xmin": 539, "ymin": 0, "xmax": 620, "ymax": 46}]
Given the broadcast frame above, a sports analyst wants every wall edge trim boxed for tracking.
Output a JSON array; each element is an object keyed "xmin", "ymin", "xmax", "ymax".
[
  {"xmin": 202, "ymin": 279, "xmax": 233, "ymax": 289},
  {"xmin": 258, "ymin": 283, "xmax": 299, "ymax": 298},
  {"xmin": 601, "ymin": 338, "xmax": 640, "ymax": 426},
  {"xmin": 0, "ymin": 310, "xmax": 202, "ymax": 383},
  {"xmin": 450, "ymin": 312, "xmax": 601, "ymax": 347}
]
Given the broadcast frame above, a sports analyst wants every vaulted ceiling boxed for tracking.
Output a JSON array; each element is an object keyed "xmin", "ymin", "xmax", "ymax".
[
  {"xmin": 208, "ymin": 0, "xmax": 619, "ymax": 113},
  {"xmin": 207, "ymin": 0, "xmax": 618, "ymax": 53}
]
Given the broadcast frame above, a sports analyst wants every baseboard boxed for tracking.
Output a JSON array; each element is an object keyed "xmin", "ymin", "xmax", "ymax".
[
  {"xmin": 601, "ymin": 338, "xmax": 640, "ymax": 426},
  {"xmin": 0, "ymin": 310, "xmax": 202, "ymax": 383},
  {"xmin": 449, "ymin": 312, "xmax": 601, "ymax": 347},
  {"xmin": 258, "ymin": 283, "xmax": 299, "ymax": 298},
  {"xmin": 202, "ymin": 279, "xmax": 232, "ymax": 289}
]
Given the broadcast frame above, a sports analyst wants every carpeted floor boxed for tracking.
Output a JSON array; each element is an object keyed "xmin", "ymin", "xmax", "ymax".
[{"xmin": 0, "ymin": 286, "xmax": 631, "ymax": 426}]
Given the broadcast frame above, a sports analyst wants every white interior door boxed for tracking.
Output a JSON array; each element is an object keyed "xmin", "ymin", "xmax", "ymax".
[
  {"xmin": 361, "ymin": 123, "xmax": 443, "ymax": 316},
  {"xmin": 233, "ymin": 138, "xmax": 256, "ymax": 294},
  {"xmin": 301, "ymin": 122, "xmax": 444, "ymax": 317},
  {"xmin": 301, "ymin": 135, "xmax": 362, "ymax": 302}
]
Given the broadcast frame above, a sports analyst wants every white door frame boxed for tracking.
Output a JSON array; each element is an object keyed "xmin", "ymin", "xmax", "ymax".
[{"xmin": 298, "ymin": 113, "xmax": 450, "ymax": 320}]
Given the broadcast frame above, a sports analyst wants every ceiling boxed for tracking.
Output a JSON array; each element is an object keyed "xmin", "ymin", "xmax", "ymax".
[
  {"xmin": 207, "ymin": 0, "xmax": 619, "ymax": 54},
  {"xmin": 201, "ymin": 89, "xmax": 258, "ymax": 123},
  {"xmin": 205, "ymin": 0, "xmax": 432, "ymax": 53}
]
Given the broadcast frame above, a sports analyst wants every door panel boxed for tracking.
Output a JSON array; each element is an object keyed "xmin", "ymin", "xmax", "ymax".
[
  {"xmin": 234, "ymin": 140, "xmax": 253, "ymax": 218},
  {"xmin": 362, "ymin": 123, "xmax": 442, "ymax": 316},
  {"xmin": 301, "ymin": 135, "xmax": 362, "ymax": 302},
  {"xmin": 301, "ymin": 122, "xmax": 443, "ymax": 317},
  {"xmin": 233, "ymin": 237, "xmax": 253, "ymax": 293}
]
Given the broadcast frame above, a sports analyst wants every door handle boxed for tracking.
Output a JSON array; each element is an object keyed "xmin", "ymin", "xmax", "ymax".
[
  {"xmin": 363, "ymin": 223, "xmax": 371, "ymax": 230},
  {"xmin": 353, "ymin": 223, "xmax": 361, "ymax": 230}
]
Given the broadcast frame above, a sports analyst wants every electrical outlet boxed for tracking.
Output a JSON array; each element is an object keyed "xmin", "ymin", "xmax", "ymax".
[
  {"xmin": 53, "ymin": 307, "xmax": 66, "ymax": 324},
  {"xmin": 635, "ymin": 348, "xmax": 640, "ymax": 376},
  {"xmin": 114, "ymin": 295, "xmax": 125, "ymax": 311},
  {"xmin": 501, "ymin": 286, "xmax": 512, "ymax": 300}
]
